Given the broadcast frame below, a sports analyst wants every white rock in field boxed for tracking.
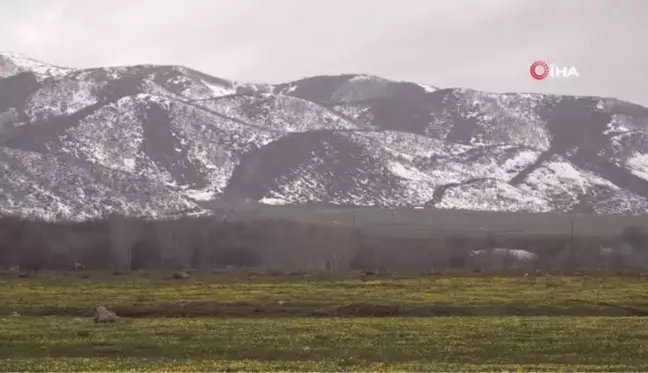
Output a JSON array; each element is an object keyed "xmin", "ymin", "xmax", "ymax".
[
  {"xmin": 471, "ymin": 248, "xmax": 538, "ymax": 261},
  {"xmin": 600, "ymin": 244, "xmax": 633, "ymax": 257},
  {"xmin": 93, "ymin": 305, "xmax": 119, "ymax": 323}
]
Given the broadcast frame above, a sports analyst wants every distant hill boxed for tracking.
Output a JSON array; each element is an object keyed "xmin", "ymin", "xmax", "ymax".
[{"xmin": 1, "ymin": 52, "xmax": 647, "ymax": 220}]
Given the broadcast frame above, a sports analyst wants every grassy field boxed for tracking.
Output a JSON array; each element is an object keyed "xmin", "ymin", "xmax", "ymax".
[
  {"xmin": 3, "ymin": 271, "xmax": 648, "ymax": 371},
  {"xmin": 3, "ymin": 271, "xmax": 648, "ymax": 317},
  {"xmin": 3, "ymin": 316, "xmax": 648, "ymax": 371}
]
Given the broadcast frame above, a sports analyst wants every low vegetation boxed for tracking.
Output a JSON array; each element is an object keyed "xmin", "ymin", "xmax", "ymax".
[{"xmin": 3, "ymin": 316, "xmax": 648, "ymax": 371}]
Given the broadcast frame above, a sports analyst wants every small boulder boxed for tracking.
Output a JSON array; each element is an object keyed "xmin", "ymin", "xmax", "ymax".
[
  {"xmin": 93, "ymin": 305, "xmax": 119, "ymax": 323},
  {"xmin": 172, "ymin": 271, "xmax": 191, "ymax": 279}
]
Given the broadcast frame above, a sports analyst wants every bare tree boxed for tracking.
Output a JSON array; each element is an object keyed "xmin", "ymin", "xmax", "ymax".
[{"xmin": 108, "ymin": 214, "xmax": 134, "ymax": 271}]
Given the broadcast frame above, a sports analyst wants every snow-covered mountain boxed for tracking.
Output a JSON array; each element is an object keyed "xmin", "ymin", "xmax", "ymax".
[{"xmin": 1, "ymin": 52, "xmax": 647, "ymax": 220}]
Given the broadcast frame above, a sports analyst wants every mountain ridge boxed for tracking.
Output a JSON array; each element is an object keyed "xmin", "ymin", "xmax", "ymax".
[{"xmin": 1, "ymin": 52, "xmax": 647, "ymax": 221}]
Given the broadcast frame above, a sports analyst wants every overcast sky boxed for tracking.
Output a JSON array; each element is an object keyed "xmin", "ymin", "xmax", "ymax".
[{"xmin": 1, "ymin": 0, "xmax": 646, "ymax": 106}]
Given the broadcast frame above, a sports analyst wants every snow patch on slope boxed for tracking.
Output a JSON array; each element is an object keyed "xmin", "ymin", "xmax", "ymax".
[
  {"xmin": 387, "ymin": 160, "xmax": 438, "ymax": 204},
  {"xmin": 259, "ymin": 197, "xmax": 289, "ymax": 205},
  {"xmin": 338, "ymin": 132, "xmax": 547, "ymax": 207},
  {"xmin": 327, "ymin": 102, "xmax": 376, "ymax": 128},
  {"xmin": 0, "ymin": 146, "xmax": 202, "ymax": 221},
  {"xmin": 422, "ymin": 146, "xmax": 542, "ymax": 186},
  {"xmin": 168, "ymin": 99, "xmax": 279, "ymax": 197},
  {"xmin": 355, "ymin": 131, "xmax": 471, "ymax": 160},
  {"xmin": 25, "ymin": 79, "xmax": 100, "ymax": 121},
  {"xmin": 70, "ymin": 99, "xmax": 144, "ymax": 171},
  {"xmin": 518, "ymin": 155, "xmax": 634, "ymax": 211},
  {"xmin": 201, "ymin": 79, "xmax": 235, "ymax": 97},
  {"xmin": 457, "ymin": 89, "xmax": 552, "ymax": 149},
  {"xmin": 626, "ymin": 152, "xmax": 648, "ymax": 181},
  {"xmin": 56, "ymin": 93, "xmax": 282, "ymax": 201},
  {"xmin": 438, "ymin": 179, "xmax": 550, "ymax": 212},
  {"xmin": 0, "ymin": 108, "xmax": 23, "ymax": 131},
  {"xmin": 416, "ymin": 83, "xmax": 437, "ymax": 93},
  {"xmin": 58, "ymin": 95, "xmax": 173, "ymax": 181},
  {"xmin": 140, "ymin": 80, "xmax": 181, "ymax": 99},
  {"xmin": 197, "ymin": 94, "xmax": 361, "ymax": 132},
  {"xmin": 332, "ymin": 75, "xmax": 395, "ymax": 102},
  {"xmin": 0, "ymin": 52, "xmax": 72, "ymax": 79}
]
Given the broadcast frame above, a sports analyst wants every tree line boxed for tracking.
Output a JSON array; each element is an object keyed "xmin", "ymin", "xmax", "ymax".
[{"xmin": 0, "ymin": 214, "xmax": 647, "ymax": 273}]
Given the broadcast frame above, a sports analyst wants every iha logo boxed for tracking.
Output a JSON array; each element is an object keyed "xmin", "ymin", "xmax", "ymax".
[{"xmin": 529, "ymin": 60, "xmax": 579, "ymax": 80}]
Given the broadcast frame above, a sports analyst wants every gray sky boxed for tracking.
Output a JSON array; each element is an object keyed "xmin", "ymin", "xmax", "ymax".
[{"xmin": 1, "ymin": 0, "xmax": 647, "ymax": 106}]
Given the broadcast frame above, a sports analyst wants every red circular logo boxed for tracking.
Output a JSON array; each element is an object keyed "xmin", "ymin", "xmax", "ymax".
[{"xmin": 530, "ymin": 60, "xmax": 549, "ymax": 80}]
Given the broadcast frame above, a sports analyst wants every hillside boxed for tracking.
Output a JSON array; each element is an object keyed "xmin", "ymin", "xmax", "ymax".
[{"xmin": 1, "ymin": 52, "xmax": 647, "ymax": 220}]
